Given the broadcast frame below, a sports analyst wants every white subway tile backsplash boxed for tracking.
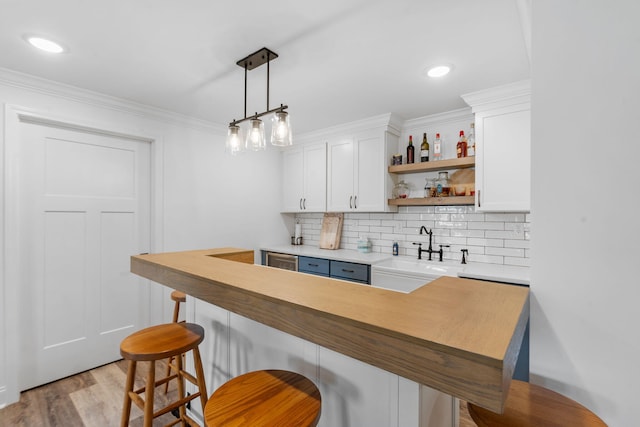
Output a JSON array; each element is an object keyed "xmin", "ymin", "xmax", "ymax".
[{"xmin": 295, "ymin": 205, "xmax": 530, "ymax": 267}]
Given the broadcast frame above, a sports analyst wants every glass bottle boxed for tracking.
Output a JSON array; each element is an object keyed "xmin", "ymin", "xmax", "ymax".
[
  {"xmin": 420, "ymin": 132, "xmax": 429, "ymax": 162},
  {"xmin": 424, "ymin": 177, "xmax": 436, "ymax": 197},
  {"xmin": 468, "ymin": 123, "xmax": 476, "ymax": 157},
  {"xmin": 456, "ymin": 131, "xmax": 468, "ymax": 158},
  {"xmin": 436, "ymin": 171, "xmax": 450, "ymax": 197},
  {"xmin": 433, "ymin": 133, "xmax": 442, "ymax": 161},
  {"xmin": 407, "ymin": 135, "xmax": 415, "ymax": 164}
]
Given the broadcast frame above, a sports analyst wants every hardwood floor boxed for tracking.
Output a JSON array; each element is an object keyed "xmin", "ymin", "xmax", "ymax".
[
  {"xmin": 0, "ymin": 360, "xmax": 478, "ymax": 426},
  {"xmin": 0, "ymin": 359, "xmax": 181, "ymax": 427}
]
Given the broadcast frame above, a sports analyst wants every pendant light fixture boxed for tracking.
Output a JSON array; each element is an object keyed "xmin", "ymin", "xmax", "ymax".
[{"xmin": 225, "ymin": 47, "xmax": 292, "ymax": 155}]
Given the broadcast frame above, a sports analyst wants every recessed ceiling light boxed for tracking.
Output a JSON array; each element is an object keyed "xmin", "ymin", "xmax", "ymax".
[
  {"xmin": 24, "ymin": 35, "xmax": 66, "ymax": 54},
  {"xmin": 426, "ymin": 65, "xmax": 451, "ymax": 78}
]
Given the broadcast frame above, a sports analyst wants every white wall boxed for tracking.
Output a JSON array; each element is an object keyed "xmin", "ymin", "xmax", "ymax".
[
  {"xmin": 0, "ymin": 69, "xmax": 290, "ymax": 406},
  {"xmin": 531, "ymin": 2, "xmax": 640, "ymax": 425}
]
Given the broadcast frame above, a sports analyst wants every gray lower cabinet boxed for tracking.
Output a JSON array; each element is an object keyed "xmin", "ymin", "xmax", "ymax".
[
  {"xmin": 298, "ymin": 256, "xmax": 330, "ymax": 277},
  {"xmin": 299, "ymin": 256, "xmax": 370, "ymax": 284}
]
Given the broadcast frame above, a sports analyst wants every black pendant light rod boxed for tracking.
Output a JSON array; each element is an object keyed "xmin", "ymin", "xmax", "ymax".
[{"xmin": 229, "ymin": 47, "xmax": 287, "ymax": 127}]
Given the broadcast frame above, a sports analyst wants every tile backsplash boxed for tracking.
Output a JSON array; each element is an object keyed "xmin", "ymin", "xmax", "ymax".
[{"xmin": 295, "ymin": 206, "xmax": 530, "ymax": 267}]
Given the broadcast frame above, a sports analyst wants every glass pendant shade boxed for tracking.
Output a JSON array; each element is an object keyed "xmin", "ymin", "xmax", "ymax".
[
  {"xmin": 246, "ymin": 118, "xmax": 266, "ymax": 151},
  {"xmin": 270, "ymin": 111, "xmax": 292, "ymax": 146},
  {"xmin": 225, "ymin": 124, "xmax": 244, "ymax": 155}
]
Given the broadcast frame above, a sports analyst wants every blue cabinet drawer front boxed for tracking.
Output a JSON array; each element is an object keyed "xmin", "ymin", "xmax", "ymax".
[
  {"xmin": 299, "ymin": 256, "xmax": 330, "ymax": 276},
  {"xmin": 331, "ymin": 261, "xmax": 369, "ymax": 283}
]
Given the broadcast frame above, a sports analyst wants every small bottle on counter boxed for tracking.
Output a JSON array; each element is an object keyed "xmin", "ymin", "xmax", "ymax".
[
  {"xmin": 407, "ymin": 135, "xmax": 415, "ymax": 164},
  {"xmin": 420, "ymin": 133, "xmax": 429, "ymax": 162},
  {"xmin": 392, "ymin": 242, "xmax": 399, "ymax": 256},
  {"xmin": 433, "ymin": 133, "xmax": 442, "ymax": 161},
  {"xmin": 456, "ymin": 130, "xmax": 468, "ymax": 158}
]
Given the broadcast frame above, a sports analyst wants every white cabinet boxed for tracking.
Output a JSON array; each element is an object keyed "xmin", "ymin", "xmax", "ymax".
[
  {"xmin": 318, "ymin": 346, "xmax": 399, "ymax": 427},
  {"xmin": 462, "ymin": 80, "xmax": 531, "ymax": 212},
  {"xmin": 228, "ymin": 313, "xmax": 316, "ymax": 377},
  {"xmin": 327, "ymin": 130, "xmax": 397, "ymax": 212},
  {"xmin": 282, "ymin": 143, "xmax": 326, "ymax": 212}
]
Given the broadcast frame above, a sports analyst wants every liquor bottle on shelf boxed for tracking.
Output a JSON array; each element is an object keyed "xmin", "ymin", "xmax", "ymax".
[
  {"xmin": 407, "ymin": 135, "xmax": 415, "ymax": 164},
  {"xmin": 468, "ymin": 123, "xmax": 476, "ymax": 157},
  {"xmin": 433, "ymin": 133, "xmax": 442, "ymax": 161},
  {"xmin": 420, "ymin": 132, "xmax": 429, "ymax": 162},
  {"xmin": 456, "ymin": 130, "xmax": 468, "ymax": 158}
]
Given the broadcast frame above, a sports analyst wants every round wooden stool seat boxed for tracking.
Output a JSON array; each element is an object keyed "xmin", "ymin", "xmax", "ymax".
[
  {"xmin": 120, "ymin": 322, "xmax": 208, "ymax": 427},
  {"xmin": 204, "ymin": 370, "xmax": 321, "ymax": 427},
  {"xmin": 120, "ymin": 322, "xmax": 204, "ymax": 361},
  {"xmin": 467, "ymin": 380, "xmax": 607, "ymax": 427},
  {"xmin": 171, "ymin": 290, "xmax": 186, "ymax": 303}
]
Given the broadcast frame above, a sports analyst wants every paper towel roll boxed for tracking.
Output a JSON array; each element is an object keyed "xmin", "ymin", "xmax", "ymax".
[{"xmin": 295, "ymin": 223, "xmax": 302, "ymax": 239}]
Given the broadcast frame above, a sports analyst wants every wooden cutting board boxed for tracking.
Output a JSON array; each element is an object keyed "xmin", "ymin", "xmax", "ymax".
[{"xmin": 319, "ymin": 213, "xmax": 343, "ymax": 250}]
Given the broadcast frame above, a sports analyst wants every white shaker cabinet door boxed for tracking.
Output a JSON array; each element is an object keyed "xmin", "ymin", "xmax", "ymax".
[
  {"xmin": 354, "ymin": 133, "xmax": 386, "ymax": 212},
  {"xmin": 282, "ymin": 147, "xmax": 305, "ymax": 212},
  {"xmin": 475, "ymin": 105, "xmax": 531, "ymax": 212},
  {"xmin": 282, "ymin": 143, "xmax": 327, "ymax": 212},
  {"xmin": 327, "ymin": 138, "xmax": 355, "ymax": 211},
  {"xmin": 303, "ymin": 143, "xmax": 327, "ymax": 211}
]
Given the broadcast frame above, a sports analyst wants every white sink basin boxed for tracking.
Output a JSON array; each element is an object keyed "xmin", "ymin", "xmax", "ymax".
[
  {"xmin": 372, "ymin": 256, "xmax": 463, "ymax": 278},
  {"xmin": 371, "ymin": 256, "xmax": 463, "ymax": 293}
]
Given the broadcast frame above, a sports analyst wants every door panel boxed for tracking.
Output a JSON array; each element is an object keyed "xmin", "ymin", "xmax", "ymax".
[{"xmin": 18, "ymin": 122, "xmax": 151, "ymax": 390}]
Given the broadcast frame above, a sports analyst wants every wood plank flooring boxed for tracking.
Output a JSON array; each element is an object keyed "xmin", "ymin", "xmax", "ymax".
[
  {"xmin": 0, "ymin": 360, "xmax": 478, "ymax": 426},
  {"xmin": 0, "ymin": 359, "xmax": 181, "ymax": 427}
]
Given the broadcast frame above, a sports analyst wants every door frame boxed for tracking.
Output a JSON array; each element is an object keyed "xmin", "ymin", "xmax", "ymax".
[{"xmin": 1, "ymin": 104, "xmax": 165, "ymax": 405}]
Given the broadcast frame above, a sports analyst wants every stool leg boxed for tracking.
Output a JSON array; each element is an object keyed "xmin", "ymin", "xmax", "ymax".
[
  {"xmin": 164, "ymin": 299, "xmax": 182, "ymax": 394},
  {"xmin": 144, "ymin": 360, "xmax": 155, "ymax": 427},
  {"xmin": 120, "ymin": 360, "xmax": 136, "ymax": 427},
  {"xmin": 176, "ymin": 350, "xmax": 187, "ymax": 423},
  {"xmin": 192, "ymin": 346, "xmax": 208, "ymax": 412}
]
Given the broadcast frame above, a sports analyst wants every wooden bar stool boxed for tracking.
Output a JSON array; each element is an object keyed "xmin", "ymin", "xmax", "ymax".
[
  {"xmin": 164, "ymin": 290, "xmax": 187, "ymax": 394},
  {"xmin": 170, "ymin": 290, "xmax": 186, "ymax": 323},
  {"xmin": 120, "ymin": 322, "xmax": 208, "ymax": 427},
  {"xmin": 204, "ymin": 370, "xmax": 321, "ymax": 427},
  {"xmin": 467, "ymin": 380, "xmax": 607, "ymax": 427}
]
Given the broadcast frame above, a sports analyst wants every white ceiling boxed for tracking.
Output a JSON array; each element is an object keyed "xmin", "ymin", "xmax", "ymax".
[{"xmin": 0, "ymin": 0, "xmax": 531, "ymax": 133}]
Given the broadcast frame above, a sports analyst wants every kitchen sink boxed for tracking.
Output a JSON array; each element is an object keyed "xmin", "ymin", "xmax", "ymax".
[
  {"xmin": 371, "ymin": 256, "xmax": 463, "ymax": 293},
  {"xmin": 372, "ymin": 256, "xmax": 463, "ymax": 277}
]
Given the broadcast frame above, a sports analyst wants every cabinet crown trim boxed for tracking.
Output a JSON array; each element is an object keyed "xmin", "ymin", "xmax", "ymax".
[{"xmin": 461, "ymin": 79, "xmax": 531, "ymax": 112}]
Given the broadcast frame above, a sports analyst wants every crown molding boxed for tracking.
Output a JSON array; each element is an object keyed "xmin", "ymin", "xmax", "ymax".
[
  {"xmin": 0, "ymin": 67, "xmax": 227, "ymax": 135},
  {"xmin": 461, "ymin": 79, "xmax": 531, "ymax": 113},
  {"xmin": 403, "ymin": 107, "xmax": 473, "ymax": 130},
  {"xmin": 295, "ymin": 112, "xmax": 403, "ymax": 144}
]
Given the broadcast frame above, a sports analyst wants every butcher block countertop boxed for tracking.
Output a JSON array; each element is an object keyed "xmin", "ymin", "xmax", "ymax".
[{"xmin": 131, "ymin": 247, "xmax": 529, "ymax": 414}]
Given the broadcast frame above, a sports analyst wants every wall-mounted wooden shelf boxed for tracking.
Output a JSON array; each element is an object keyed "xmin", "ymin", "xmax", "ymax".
[
  {"xmin": 388, "ymin": 156, "xmax": 475, "ymax": 174},
  {"xmin": 388, "ymin": 196, "xmax": 475, "ymax": 206}
]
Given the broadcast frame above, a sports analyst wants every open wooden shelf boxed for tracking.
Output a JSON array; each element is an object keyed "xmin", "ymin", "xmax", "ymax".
[
  {"xmin": 388, "ymin": 196, "xmax": 475, "ymax": 206},
  {"xmin": 388, "ymin": 156, "xmax": 475, "ymax": 174}
]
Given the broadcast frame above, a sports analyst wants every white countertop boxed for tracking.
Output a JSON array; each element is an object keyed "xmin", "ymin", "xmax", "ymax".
[
  {"xmin": 262, "ymin": 245, "xmax": 530, "ymax": 285},
  {"xmin": 458, "ymin": 263, "xmax": 530, "ymax": 286}
]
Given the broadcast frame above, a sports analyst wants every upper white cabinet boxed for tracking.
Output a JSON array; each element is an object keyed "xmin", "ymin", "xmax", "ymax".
[
  {"xmin": 462, "ymin": 80, "xmax": 531, "ymax": 212},
  {"xmin": 282, "ymin": 143, "xmax": 327, "ymax": 212},
  {"xmin": 327, "ymin": 128, "xmax": 398, "ymax": 212}
]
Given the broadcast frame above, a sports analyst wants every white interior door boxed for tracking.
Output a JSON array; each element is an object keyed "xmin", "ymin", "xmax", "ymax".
[{"xmin": 17, "ymin": 121, "xmax": 151, "ymax": 390}]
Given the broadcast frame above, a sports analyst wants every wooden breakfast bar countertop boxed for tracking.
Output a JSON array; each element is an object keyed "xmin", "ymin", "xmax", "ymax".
[{"xmin": 131, "ymin": 247, "xmax": 529, "ymax": 414}]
